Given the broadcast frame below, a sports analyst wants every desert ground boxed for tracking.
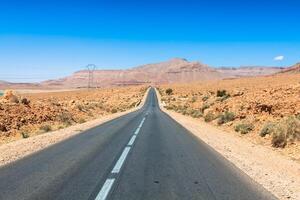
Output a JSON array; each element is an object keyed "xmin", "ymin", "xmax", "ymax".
[
  {"xmin": 0, "ymin": 86, "xmax": 147, "ymax": 144},
  {"xmin": 158, "ymin": 73, "xmax": 300, "ymax": 160}
]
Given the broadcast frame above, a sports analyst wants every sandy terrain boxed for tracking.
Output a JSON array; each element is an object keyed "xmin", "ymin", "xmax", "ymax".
[
  {"xmin": 156, "ymin": 88, "xmax": 300, "ymax": 200},
  {"xmin": 0, "ymin": 86, "xmax": 147, "ymax": 144},
  {"xmin": 0, "ymin": 87, "xmax": 149, "ymax": 166},
  {"xmin": 158, "ymin": 73, "xmax": 300, "ymax": 159}
]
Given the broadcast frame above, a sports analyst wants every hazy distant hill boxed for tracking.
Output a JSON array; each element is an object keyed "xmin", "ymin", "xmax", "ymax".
[
  {"xmin": 216, "ymin": 66, "xmax": 284, "ymax": 78},
  {"xmin": 0, "ymin": 80, "xmax": 40, "ymax": 90},
  {"xmin": 1, "ymin": 59, "xmax": 297, "ymax": 89}
]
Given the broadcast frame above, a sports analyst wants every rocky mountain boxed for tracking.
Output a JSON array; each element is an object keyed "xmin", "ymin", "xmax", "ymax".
[{"xmin": 42, "ymin": 58, "xmax": 223, "ymax": 88}]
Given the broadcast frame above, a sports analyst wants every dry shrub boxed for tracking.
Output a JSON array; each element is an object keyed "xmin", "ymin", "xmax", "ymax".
[
  {"xmin": 111, "ymin": 108, "xmax": 118, "ymax": 113},
  {"xmin": 218, "ymin": 111, "xmax": 235, "ymax": 125},
  {"xmin": 201, "ymin": 103, "xmax": 210, "ymax": 113},
  {"xmin": 39, "ymin": 124, "xmax": 52, "ymax": 133},
  {"xmin": 78, "ymin": 118, "xmax": 86, "ymax": 124},
  {"xmin": 235, "ymin": 123, "xmax": 254, "ymax": 134},
  {"xmin": 268, "ymin": 116, "xmax": 300, "ymax": 148},
  {"xmin": 204, "ymin": 112, "xmax": 216, "ymax": 122},
  {"xmin": 260, "ymin": 122, "xmax": 276, "ymax": 137},
  {"xmin": 57, "ymin": 112, "xmax": 73, "ymax": 126},
  {"xmin": 165, "ymin": 88, "xmax": 173, "ymax": 95},
  {"xmin": 21, "ymin": 131, "xmax": 29, "ymax": 138},
  {"xmin": 190, "ymin": 110, "xmax": 202, "ymax": 118},
  {"xmin": 258, "ymin": 116, "xmax": 300, "ymax": 148}
]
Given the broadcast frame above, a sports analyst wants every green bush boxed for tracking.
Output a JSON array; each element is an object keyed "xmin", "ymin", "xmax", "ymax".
[
  {"xmin": 218, "ymin": 111, "xmax": 235, "ymax": 125},
  {"xmin": 165, "ymin": 88, "xmax": 173, "ymax": 95},
  {"xmin": 235, "ymin": 123, "xmax": 254, "ymax": 134},
  {"xmin": 39, "ymin": 124, "xmax": 52, "ymax": 133},
  {"xmin": 204, "ymin": 112, "xmax": 216, "ymax": 122}
]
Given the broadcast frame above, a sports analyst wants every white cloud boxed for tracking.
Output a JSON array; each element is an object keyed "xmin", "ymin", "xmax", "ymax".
[{"xmin": 274, "ymin": 55, "xmax": 284, "ymax": 61}]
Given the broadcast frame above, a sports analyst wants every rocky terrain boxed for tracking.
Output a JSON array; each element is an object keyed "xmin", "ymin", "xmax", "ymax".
[
  {"xmin": 158, "ymin": 73, "xmax": 300, "ymax": 159},
  {"xmin": 0, "ymin": 86, "xmax": 147, "ymax": 144}
]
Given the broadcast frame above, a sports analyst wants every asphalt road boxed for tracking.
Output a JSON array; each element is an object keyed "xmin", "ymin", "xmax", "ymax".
[{"xmin": 0, "ymin": 88, "xmax": 276, "ymax": 200}]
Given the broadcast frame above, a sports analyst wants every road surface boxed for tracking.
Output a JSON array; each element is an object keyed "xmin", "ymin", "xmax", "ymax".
[{"xmin": 0, "ymin": 88, "xmax": 276, "ymax": 200}]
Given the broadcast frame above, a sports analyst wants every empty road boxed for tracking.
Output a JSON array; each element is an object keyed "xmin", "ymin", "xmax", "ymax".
[{"xmin": 0, "ymin": 88, "xmax": 276, "ymax": 200}]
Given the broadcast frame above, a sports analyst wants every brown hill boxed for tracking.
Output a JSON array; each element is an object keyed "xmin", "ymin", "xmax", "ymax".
[{"xmin": 42, "ymin": 58, "xmax": 223, "ymax": 88}]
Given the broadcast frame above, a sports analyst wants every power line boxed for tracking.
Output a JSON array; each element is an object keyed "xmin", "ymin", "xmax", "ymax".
[{"xmin": 86, "ymin": 64, "xmax": 97, "ymax": 89}]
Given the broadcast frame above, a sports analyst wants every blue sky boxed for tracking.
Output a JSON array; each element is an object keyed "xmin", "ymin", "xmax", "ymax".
[{"xmin": 0, "ymin": 0, "xmax": 299, "ymax": 82}]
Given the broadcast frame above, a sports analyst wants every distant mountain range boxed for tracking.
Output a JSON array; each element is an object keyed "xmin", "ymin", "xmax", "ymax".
[{"xmin": 0, "ymin": 58, "xmax": 298, "ymax": 89}]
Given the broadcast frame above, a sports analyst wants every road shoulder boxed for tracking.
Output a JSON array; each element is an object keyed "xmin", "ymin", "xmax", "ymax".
[{"xmin": 155, "ymin": 88, "xmax": 300, "ymax": 200}]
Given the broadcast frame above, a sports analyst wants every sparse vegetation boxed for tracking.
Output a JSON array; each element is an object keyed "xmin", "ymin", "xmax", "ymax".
[
  {"xmin": 159, "ymin": 74, "xmax": 300, "ymax": 152},
  {"xmin": 218, "ymin": 111, "xmax": 235, "ymax": 125},
  {"xmin": 216, "ymin": 90, "xmax": 228, "ymax": 97},
  {"xmin": 202, "ymin": 95, "xmax": 209, "ymax": 101},
  {"xmin": 39, "ymin": 124, "xmax": 52, "ymax": 133},
  {"xmin": 260, "ymin": 122, "xmax": 276, "ymax": 137},
  {"xmin": 191, "ymin": 96, "xmax": 197, "ymax": 102},
  {"xmin": 111, "ymin": 108, "xmax": 118, "ymax": 113},
  {"xmin": 57, "ymin": 112, "xmax": 73, "ymax": 126},
  {"xmin": 201, "ymin": 103, "xmax": 210, "ymax": 113},
  {"xmin": 21, "ymin": 131, "xmax": 29, "ymax": 139},
  {"xmin": 204, "ymin": 112, "xmax": 216, "ymax": 122},
  {"xmin": 78, "ymin": 118, "xmax": 86, "ymax": 124},
  {"xmin": 268, "ymin": 116, "xmax": 300, "ymax": 148},
  {"xmin": 165, "ymin": 88, "xmax": 173, "ymax": 95},
  {"xmin": 235, "ymin": 123, "xmax": 254, "ymax": 134},
  {"xmin": 191, "ymin": 110, "xmax": 202, "ymax": 118}
]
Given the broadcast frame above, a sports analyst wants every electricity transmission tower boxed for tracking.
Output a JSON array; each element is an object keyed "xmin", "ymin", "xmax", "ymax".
[{"xmin": 86, "ymin": 64, "xmax": 97, "ymax": 89}]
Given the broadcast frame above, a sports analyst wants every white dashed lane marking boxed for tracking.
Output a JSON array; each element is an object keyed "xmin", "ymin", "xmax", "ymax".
[
  {"xmin": 95, "ymin": 179, "xmax": 115, "ymax": 200},
  {"xmin": 127, "ymin": 135, "xmax": 136, "ymax": 146},
  {"xmin": 95, "ymin": 116, "xmax": 146, "ymax": 200},
  {"xmin": 111, "ymin": 147, "xmax": 131, "ymax": 174}
]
